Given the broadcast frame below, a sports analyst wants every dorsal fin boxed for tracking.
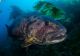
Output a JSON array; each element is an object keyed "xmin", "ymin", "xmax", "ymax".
[{"xmin": 10, "ymin": 6, "xmax": 25, "ymax": 19}]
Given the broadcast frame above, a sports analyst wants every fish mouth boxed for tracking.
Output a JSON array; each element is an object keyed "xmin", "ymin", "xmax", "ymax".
[
  {"xmin": 43, "ymin": 30, "xmax": 67, "ymax": 44},
  {"xmin": 53, "ymin": 35, "xmax": 66, "ymax": 44},
  {"xmin": 49, "ymin": 26, "xmax": 67, "ymax": 44}
]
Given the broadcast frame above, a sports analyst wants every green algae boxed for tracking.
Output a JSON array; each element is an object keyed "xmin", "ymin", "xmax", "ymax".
[{"xmin": 34, "ymin": 1, "xmax": 64, "ymax": 20}]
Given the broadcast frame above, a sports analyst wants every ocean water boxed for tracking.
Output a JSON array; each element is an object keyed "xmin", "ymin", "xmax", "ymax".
[
  {"xmin": 0, "ymin": 0, "xmax": 38, "ymax": 44},
  {"xmin": 0, "ymin": 0, "xmax": 80, "ymax": 56}
]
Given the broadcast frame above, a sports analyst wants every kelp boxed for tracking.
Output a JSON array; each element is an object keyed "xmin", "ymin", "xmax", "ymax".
[{"xmin": 34, "ymin": 1, "xmax": 64, "ymax": 20}]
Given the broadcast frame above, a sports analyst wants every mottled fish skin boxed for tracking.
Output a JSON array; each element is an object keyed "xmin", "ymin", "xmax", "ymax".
[{"xmin": 7, "ymin": 13, "xmax": 67, "ymax": 47}]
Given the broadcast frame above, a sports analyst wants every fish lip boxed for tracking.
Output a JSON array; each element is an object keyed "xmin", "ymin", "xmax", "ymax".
[
  {"xmin": 45, "ymin": 32, "xmax": 66, "ymax": 44},
  {"xmin": 45, "ymin": 36, "xmax": 66, "ymax": 44},
  {"xmin": 50, "ymin": 37, "xmax": 66, "ymax": 44},
  {"xmin": 36, "ymin": 33, "xmax": 67, "ymax": 45}
]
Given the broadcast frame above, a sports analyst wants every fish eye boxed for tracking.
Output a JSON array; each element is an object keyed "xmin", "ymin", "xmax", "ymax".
[{"xmin": 45, "ymin": 21, "xmax": 49, "ymax": 25}]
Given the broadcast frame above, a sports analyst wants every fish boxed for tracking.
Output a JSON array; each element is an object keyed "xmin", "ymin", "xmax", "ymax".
[{"xmin": 7, "ymin": 12, "xmax": 67, "ymax": 47}]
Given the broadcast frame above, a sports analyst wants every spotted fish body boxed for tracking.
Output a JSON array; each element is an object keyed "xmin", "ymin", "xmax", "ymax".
[{"xmin": 7, "ymin": 12, "xmax": 67, "ymax": 47}]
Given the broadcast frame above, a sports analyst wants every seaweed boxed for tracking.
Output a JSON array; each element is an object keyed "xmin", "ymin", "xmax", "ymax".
[{"xmin": 34, "ymin": 1, "xmax": 64, "ymax": 20}]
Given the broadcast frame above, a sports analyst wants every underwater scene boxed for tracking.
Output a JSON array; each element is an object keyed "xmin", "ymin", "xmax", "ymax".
[{"xmin": 0, "ymin": 0, "xmax": 80, "ymax": 56}]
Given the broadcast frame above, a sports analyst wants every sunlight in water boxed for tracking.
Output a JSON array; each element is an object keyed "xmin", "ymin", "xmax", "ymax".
[
  {"xmin": 6, "ymin": 0, "xmax": 39, "ymax": 12},
  {"xmin": 0, "ymin": 0, "xmax": 1, "ymax": 3}
]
